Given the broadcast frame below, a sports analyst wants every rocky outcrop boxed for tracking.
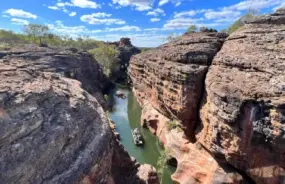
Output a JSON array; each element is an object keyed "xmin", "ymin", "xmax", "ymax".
[
  {"xmin": 199, "ymin": 8, "xmax": 285, "ymax": 183},
  {"xmin": 0, "ymin": 46, "xmax": 157, "ymax": 184},
  {"xmin": 130, "ymin": 32, "xmax": 228, "ymax": 139},
  {"xmin": 129, "ymin": 8, "xmax": 285, "ymax": 184}
]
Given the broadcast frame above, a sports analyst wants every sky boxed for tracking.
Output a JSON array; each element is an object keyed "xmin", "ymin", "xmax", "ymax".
[{"xmin": 0, "ymin": 0, "xmax": 285, "ymax": 47}]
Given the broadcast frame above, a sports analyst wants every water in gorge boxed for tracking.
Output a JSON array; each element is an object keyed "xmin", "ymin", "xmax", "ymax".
[{"xmin": 109, "ymin": 87, "xmax": 176, "ymax": 184}]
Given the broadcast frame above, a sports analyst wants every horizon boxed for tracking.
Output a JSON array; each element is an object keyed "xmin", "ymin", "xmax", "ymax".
[{"xmin": 0, "ymin": 0, "xmax": 284, "ymax": 47}]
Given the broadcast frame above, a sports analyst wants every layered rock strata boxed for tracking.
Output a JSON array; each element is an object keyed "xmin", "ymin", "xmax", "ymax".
[
  {"xmin": 199, "ymin": 8, "xmax": 285, "ymax": 184},
  {"xmin": 0, "ymin": 46, "xmax": 157, "ymax": 184},
  {"xmin": 129, "ymin": 8, "xmax": 285, "ymax": 184},
  {"xmin": 130, "ymin": 32, "xmax": 228, "ymax": 139}
]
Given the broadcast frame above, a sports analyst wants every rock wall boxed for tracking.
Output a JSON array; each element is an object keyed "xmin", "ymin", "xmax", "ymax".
[
  {"xmin": 130, "ymin": 32, "xmax": 228, "ymax": 139},
  {"xmin": 0, "ymin": 46, "xmax": 157, "ymax": 184},
  {"xmin": 129, "ymin": 8, "xmax": 285, "ymax": 184}
]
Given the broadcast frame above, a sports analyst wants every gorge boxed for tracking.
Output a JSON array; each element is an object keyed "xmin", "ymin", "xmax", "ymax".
[
  {"xmin": 0, "ymin": 7, "xmax": 284, "ymax": 184},
  {"xmin": 129, "ymin": 8, "xmax": 285, "ymax": 184}
]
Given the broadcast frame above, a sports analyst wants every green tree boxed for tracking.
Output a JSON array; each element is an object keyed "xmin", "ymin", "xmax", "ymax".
[
  {"xmin": 187, "ymin": 24, "xmax": 197, "ymax": 33},
  {"xmin": 89, "ymin": 44, "xmax": 120, "ymax": 78},
  {"xmin": 23, "ymin": 24, "xmax": 49, "ymax": 46}
]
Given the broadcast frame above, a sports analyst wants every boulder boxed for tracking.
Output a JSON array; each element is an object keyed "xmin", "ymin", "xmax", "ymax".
[
  {"xmin": 0, "ymin": 46, "xmax": 156, "ymax": 184},
  {"xmin": 199, "ymin": 8, "xmax": 285, "ymax": 183}
]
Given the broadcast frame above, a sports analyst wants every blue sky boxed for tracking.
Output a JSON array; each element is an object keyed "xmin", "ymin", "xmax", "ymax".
[{"xmin": 0, "ymin": 0, "xmax": 284, "ymax": 47}]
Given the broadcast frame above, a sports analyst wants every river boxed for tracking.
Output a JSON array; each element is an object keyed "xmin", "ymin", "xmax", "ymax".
[{"xmin": 108, "ymin": 87, "xmax": 175, "ymax": 184}]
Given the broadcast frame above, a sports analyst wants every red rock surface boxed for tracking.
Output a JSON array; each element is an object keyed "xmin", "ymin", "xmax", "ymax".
[
  {"xmin": 130, "ymin": 32, "xmax": 228, "ymax": 139},
  {"xmin": 130, "ymin": 8, "xmax": 285, "ymax": 184},
  {"xmin": 199, "ymin": 8, "xmax": 285, "ymax": 184}
]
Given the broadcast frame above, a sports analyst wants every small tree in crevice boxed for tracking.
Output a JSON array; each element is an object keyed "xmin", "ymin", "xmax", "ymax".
[{"xmin": 23, "ymin": 24, "xmax": 49, "ymax": 46}]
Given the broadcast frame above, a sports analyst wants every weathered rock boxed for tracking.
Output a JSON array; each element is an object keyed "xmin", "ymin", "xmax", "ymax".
[
  {"xmin": 0, "ymin": 46, "xmax": 155, "ymax": 184},
  {"xmin": 140, "ymin": 102, "xmax": 246, "ymax": 184},
  {"xmin": 130, "ymin": 32, "xmax": 228, "ymax": 139},
  {"xmin": 136, "ymin": 164, "xmax": 159, "ymax": 184},
  {"xmin": 130, "ymin": 8, "xmax": 285, "ymax": 184},
  {"xmin": 199, "ymin": 8, "xmax": 285, "ymax": 183},
  {"xmin": 0, "ymin": 46, "xmax": 109, "ymax": 107}
]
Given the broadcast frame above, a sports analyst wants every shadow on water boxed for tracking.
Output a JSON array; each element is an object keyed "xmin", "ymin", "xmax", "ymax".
[{"xmin": 109, "ymin": 87, "xmax": 176, "ymax": 184}]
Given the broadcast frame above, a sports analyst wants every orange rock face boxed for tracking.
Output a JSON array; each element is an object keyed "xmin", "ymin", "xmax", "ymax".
[
  {"xmin": 199, "ymin": 9, "xmax": 285, "ymax": 184},
  {"xmin": 130, "ymin": 32, "xmax": 228, "ymax": 139},
  {"xmin": 130, "ymin": 8, "xmax": 285, "ymax": 184}
]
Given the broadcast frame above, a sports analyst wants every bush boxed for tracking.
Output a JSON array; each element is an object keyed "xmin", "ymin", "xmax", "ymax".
[{"xmin": 89, "ymin": 43, "xmax": 120, "ymax": 78}]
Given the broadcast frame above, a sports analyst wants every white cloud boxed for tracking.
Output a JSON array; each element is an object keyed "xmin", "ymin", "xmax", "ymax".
[
  {"xmin": 2, "ymin": 15, "xmax": 9, "ymax": 18},
  {"xmin": 81, "ymin": 13, "xmax": 126, "ymax": 25},
  {"xmin": 4, "ymin": 9, "xmax": 37, "ymax": 19},
  {"xmin": 106, "ymin": 26, "xmax": 141, "ymax": 32},
  {"xmin": 89, "ymin": 12, "xmax": 112, "ymax": 18},
  {"xmin": 11, "ymin": 18, "xmax": 29, "ymax": 25},
  {"xmin": 174, "ymin": 10, "xmax": 197, "ymax": 18},
  {"xmin": 205, "ymin": 10, "xmax": 241, "ymax": 20},
  {"xmin": 69, "ymin": 12, "xmax": 77, "ymax": 16},
  {"xmin": 146, "ymin": 8, "xmax": 166, "ymax": 16},
  {"xmin": 48, "ymin": 6, "xmax": 59, "ymax": 10},
  {"xmin": 150, "ymin": 18, "xmax": 161, "ymax": 22},
  {"xmin": 57, "ymin": 0, "xmax": 101, "ymax": 9},
  {"xmin": 112, "ymin": 0, "xmax": 152, "ymax": 11},
  {"xmin": 225, "ymin": 0, "xmax": 284, "ymax": 11},
  {"xmin": 158, "ymin": 0, "xmax": 169, "ymax": 6}
]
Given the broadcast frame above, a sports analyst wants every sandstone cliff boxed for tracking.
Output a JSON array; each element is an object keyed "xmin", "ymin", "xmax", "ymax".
[
  {"xmin": 129, "ymin": 8, "xmax": 285, "ymax": 184},
  {"xmin": 0, "ymin": 46, "xmax": 157, "ymax": 184}
]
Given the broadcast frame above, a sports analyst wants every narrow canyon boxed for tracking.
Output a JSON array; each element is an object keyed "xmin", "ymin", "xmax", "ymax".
[
  {"xmin": 0, "ymin": 7, "xmax": 284, "ymax": 184},
  {"xmin": 129, "ymin": 8, "xmax": 285, "ymax": 184}
]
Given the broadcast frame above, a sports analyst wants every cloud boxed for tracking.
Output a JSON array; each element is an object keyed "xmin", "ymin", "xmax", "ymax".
[
  {"xmin": 174, "ymin": 10, "xmax": 197, "ymax": 18},
  {"xmin": 158, "ymin": 0, "xmax": 169, "ymax": 6},
  {"xmin": 69, "ymin": 12, "xmax": 77, "ymax": 16},
  {"xmin": 4, "ymin": 9, "xmax": 37, "ymax": 19},
  {"xmin": 11, "ymin": 18, "xmax": 29, "ymax": 25},
  {"xmin": 150, "ymin": 18, "xmax": 161, "ymax": 22},
  {"xmin": 225, "ymin": 0, "xmax": 284, "ymax": 11},
  {"xmin": 81, "ymin": 13, "xmax": 126, "ymax": 25},
  {"xmin": 48, "ymin": 6, "xmax": 59, "ymax": 10},
  {"xmin": 106, "ymin": 26, "xmax": 141, "ymax": 32},
  {"xmin": 158, "ymin": 0, "xmax": 190, "ymax": 7},
  {"xmin": 146, "ymin": 8, "xmax": 165, "ymax": 16},
  {"xmin": 57, "ymin": 0, "xmax": 101, "ymax": 9},
  {"xmin": 89, "ymin": 12, "xmax": 112, "ymax": 18},
  {"xmin": 112, "ymin": 0, "xmax": 152, "ymax": 11},
  {"xmin": 205, "ymin": 10, "xmax": 241, "ymax": 20}
]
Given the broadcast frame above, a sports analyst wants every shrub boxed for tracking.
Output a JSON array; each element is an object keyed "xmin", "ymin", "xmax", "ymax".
[{"xmin": 89, "ymin": 44, "xmax": 120, "ymax": 78}]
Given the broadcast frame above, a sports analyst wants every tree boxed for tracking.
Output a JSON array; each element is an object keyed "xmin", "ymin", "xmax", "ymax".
[
  {"xmin": 187, "ymin": 25, "xmax": 197, "ymax": 33},
  {"xmin": 89, "ymin": 44, "xmax": 120, "ymax": 78},
  {"xmin": 23, "ymin": 24, "xmax": 49, "ymax": 46}
]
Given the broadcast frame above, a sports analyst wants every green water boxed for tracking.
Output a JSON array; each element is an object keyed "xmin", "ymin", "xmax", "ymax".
[{"xmin": 109, "ymin": 88, "xmax": 175, "ymax": 184}]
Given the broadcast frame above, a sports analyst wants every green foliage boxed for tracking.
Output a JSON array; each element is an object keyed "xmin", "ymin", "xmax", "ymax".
[
  {"xmin": 89, "ymin": 43, "xmax": 120, "ymax": 78},
  {"xmin": 228, "ymin": 13, "xmax": 255, "ymax": 34},
  {"xmin": 187, "ymin": 24, "xmax": 198, "ymax": 33},
  {"xmin": 157, "ymin": 149, "xmax": 168, "ymax": 184},
  {"xmin": 23, "ymin": 24, "xmax": 49, "ymax": 45}
]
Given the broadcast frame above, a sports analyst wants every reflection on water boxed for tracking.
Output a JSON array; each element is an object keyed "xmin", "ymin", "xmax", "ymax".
[{"xmin": 109, "ymin": 88, "xmax": 175, "ymax": 184}]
